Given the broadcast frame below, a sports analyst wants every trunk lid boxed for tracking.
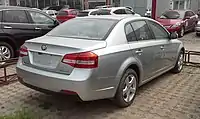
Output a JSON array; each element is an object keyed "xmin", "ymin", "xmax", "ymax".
[{"xmin": 23, "ymin": 36, "xmax": 106, "ymax": 75}]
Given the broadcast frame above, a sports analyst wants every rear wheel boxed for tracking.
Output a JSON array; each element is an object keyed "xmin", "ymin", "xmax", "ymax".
[
  {"xmin": 114, "ymin": 69, "xmax": 138, "ymax": 108},
  {"xmin": 0, "ymin": 42, "xmax": 14, "ymax": 62}
]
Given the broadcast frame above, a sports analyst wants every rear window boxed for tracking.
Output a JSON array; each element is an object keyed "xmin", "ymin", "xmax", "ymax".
[
  {"xmin": 90, "ymin": 9, "xmax": 111, "ymax": 15},
  {"xmin": 47, "ymin": 18, "xmax": 118, "ymax": 40},
  {"xmin": 77, "ymin": 11, "xmax": 89, "ymax": 17},
  {"xmin": 160, "ymin": 11, "xmax": 185, "ymax": 19},
  {"xmin": 57, "ymin": 11, "xmax": 68, "ymax": 16}
]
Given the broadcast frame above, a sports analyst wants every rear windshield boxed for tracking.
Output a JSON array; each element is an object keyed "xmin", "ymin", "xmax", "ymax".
[
  {"xmin": 160, "ymin": 11, "xmax": 185, "ymax": 19},
  {"xmin": 57, "ymin": 11, "xmax": 68, "ymax": 16},
  {"xmin": 77, "ymin": 11, "xmax": 89, "ymax": 17},
  {"xmin": 47, "ymin": 18, "xmax": 118, "ymax": 40},
  {"xmin": 90, "ymin": 9, "xmax": 111, "ymax": 15}
]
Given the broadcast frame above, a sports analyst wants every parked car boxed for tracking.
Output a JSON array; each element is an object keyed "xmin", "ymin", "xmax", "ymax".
[
  {"xmin": 0, "ymin": 6, "xmax": 59, "ymax": 61},
  {"xmin": 17, "ymin": 15, "xmax": 184, "ymax": 107},
  {"xmin": 195, "ymin": 21, "xmax": 200, "ymax": 36},
  {"xmin": 56, "ymin": 9, "xmax": 79, "ymax": 23},
  {"xmin": 43, "ymin": 10, "xmax": 57, "ymax": 18},
  {"xmin": 43, "ymin": 5, "xmax": 70, "ymax": 11},
  {"xmin": 157, "ymin": 10, "xmax": 198, "ymax": 37},
  {"xmin": 79, "ymin": 7, "xmax": 140, "ymax": 17},
  {"xmin": 95, "ymin": 5, "xmax": 112, "ymax": 9},
  {"xmin": 77, "ymin": 9, "xmax": 99, "ymax": 17}
]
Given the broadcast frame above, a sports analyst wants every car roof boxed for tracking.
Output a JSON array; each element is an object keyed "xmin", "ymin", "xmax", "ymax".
[
  {"xmin": 76, "ymin": 15, "xmax": 141, "ymax": 21},
  {"xmin": 82, "ymin": 9, "xmax": 99, "ymax": 12},
  {"xmin": 0, "ymin": 6, "xmax": 42, "ymax": 11},
  {"xmin": 102, "ymin": 7, "xmax": 129, "ymax": 11}
]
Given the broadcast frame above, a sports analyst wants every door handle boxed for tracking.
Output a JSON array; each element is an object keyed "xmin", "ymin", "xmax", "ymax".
[
  {"xmin": 135, "ymin": 49, "xmax": 143, "ymax": 55},
  {"xmin": 35, "ymin": 27, "xmax": 42, "ymax": 30},
  {"xmin": 3, "ymin": 26, "xmax": 12, "ymax": 29}
]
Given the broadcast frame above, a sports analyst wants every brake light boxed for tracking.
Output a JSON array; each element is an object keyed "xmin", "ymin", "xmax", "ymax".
[
  {"xmin": 62, "ymin": 52, "xmax": 98, "ymax": 68},
  {"xmin": 19, "ymin": 45, "xmax": 28, "ymax": 57}
]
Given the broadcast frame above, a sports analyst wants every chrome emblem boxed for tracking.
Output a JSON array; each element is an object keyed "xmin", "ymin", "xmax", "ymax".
[{"xmin": 41, "ymin": 45, "xmax": 47, "ymax": 51}]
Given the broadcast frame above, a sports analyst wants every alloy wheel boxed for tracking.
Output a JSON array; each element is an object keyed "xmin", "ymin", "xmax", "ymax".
[
  {"xmin": 0, "ymin": 46, "xmax": 11, "ymax": 62},
  {"xmin": 123, "ymin": 74, "xmax": 137, "ymax": 103},
  {"xmin": 178, "ymin": 53, "xmax": 184, "ymax": 71}
]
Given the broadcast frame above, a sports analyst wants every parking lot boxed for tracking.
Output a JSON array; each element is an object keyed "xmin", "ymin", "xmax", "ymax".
[{"xmin": 1, "ymin": 32, "xmax": 200, "ymax": 119}]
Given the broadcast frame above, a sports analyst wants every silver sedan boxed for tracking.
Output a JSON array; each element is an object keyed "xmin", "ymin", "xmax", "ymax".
[{"xmin": 16, "ymin": 16, "xmax": 184, "ymax": 107}]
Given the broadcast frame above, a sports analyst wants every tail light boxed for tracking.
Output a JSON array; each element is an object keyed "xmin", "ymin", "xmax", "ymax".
[
  {"xmin": 62, "ymin": 51, "xmax": 98, "ymax": 68},
  {"xmin": 19, "ymin": 45, "xmax": 28, "ymax": 57}
]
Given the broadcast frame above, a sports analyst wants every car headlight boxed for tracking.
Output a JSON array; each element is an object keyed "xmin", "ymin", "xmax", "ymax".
[{"xmin": 171, "ymin": 22, "xmax": 181, "ymax": 28}]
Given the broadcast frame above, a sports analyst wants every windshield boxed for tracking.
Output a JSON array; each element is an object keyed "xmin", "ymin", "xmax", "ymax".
[
  {"xmin": 160, "ymin": 11, "xmax": 185, "ymax": 19},
  {"xmin": 47, "ymin": 18, "xmax": 118, "ymax": 40}
]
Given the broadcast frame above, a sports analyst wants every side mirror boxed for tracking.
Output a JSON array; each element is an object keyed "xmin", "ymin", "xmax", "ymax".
[
  {"xmin": 170, "ymin": 32, "xmax": 178, "ymax": 39},
  {"xmin": 54, "ymin": 20, "xmax": 60, "ymax": 26}
]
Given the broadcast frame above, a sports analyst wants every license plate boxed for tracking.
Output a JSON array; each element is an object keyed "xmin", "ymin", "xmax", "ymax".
[{"xmin": 32, "ymin": 52, "xmax": 60, "ymax": 68}]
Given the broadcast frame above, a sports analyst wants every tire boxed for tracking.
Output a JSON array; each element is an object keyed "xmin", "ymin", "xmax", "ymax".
[
  {"xmin": 178, "ymin": 27, "xmax": 185, "ymax": 38},
  {"xmin": 0, "ymin": 42, "xmax": 14, "ymax": 61},
  {"xmin": 171, "ymin": 51, "xmax": 184, "ymax": 73},
  {"xmin": 113, "ymin": 69, "xmax": 138, "ymax": 108},
  {"xmin": 196, "ymin": 32, "xmax": 200, "ymax": 36}
]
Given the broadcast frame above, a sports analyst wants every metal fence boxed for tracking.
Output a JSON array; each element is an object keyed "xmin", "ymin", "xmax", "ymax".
[{"xmin": 0, "ymin": 58, "xmax": 18, "ymax": 85}]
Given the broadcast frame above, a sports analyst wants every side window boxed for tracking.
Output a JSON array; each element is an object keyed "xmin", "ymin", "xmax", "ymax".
[
  {"xmin": 125, "ymin": 9, "xmax": 134, "ymax": 14},
  {"xmin": 189, "ymin": 11, "xmax": 195, "ymax": 16},
  {"xmin": 125, "ymin": 24, "xmax": 137, "ymax": 42},
  {"xmin": 148, "ymin": 21, "xmax": 169, "ymax": 39},
  {"xmin": 29, "ymin": 11, "xmax": 54, "ymax": 25},
  {"xmin": 131, "ymin": 21, "xmax": 153, "ymax": 40},
  {"xmin": 185, "ymin": 11, "xmax": 190, "ymax": 17},
  {"xmin": 114, "ymin": 9, "xmax": 122, "ymax": 14},
  {"xmin": 0, "ymin": 11, "xmax": 2, "ymax": 22},
  {"xmin": 4, "ymin": 10, "xmax": 28, "ymax": 23}
]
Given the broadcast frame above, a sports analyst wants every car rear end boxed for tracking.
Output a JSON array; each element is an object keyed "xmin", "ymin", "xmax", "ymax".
[
  {"xmin": 16, "ymin": 18, "xmax": 119, "ymax": 101},
  {"xmin": 56, "ymin": 9, "xmax": 76, "ymax": 23}
]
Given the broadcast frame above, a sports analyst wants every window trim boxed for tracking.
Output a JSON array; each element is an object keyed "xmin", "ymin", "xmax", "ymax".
[{"xmin": 2, "ymin": 10, "xmax": 30, "ymax": 24}]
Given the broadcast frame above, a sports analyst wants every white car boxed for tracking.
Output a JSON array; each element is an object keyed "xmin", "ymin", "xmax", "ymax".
[
  {"xmin": 43, "ymin": 10, "xmax": 57, "ymax": 18},
  {"xmin": 96, "ymin": 7, "xmax": 141, "ymax": 17},
  {"xmin": 77, "ymin": 9, "xmax": 99, "ymax": 17}
]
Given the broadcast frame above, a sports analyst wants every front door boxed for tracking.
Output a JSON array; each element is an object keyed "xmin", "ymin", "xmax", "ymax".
[
  {"xmin": 2, "ymin": 10, "xmax": 35, "ymax": 49},
  {"xmin": 27, "ymin": 11, "xmax": 57, "ymax": 37},
  {"xmin": 127, "ymin": 20, "xmax": 161, "ymax": 80},
  {"xmin": 147, "ymin": 20, "xmax": 177, "ymax": 70}
]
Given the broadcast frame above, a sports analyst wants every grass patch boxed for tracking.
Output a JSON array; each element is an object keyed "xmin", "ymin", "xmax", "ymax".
[{"xmin": 0, "ymin": 109, "xmax": 35, "ymax": 119}]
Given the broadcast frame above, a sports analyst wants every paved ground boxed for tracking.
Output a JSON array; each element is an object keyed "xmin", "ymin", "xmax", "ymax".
[{"xmin": 0, "ymin": 32, "xmax": 200, "ymax": 119}]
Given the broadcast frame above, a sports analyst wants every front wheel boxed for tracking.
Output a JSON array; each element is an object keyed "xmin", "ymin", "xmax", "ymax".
[
  {"xmin": 178, "ymin": 27, "xmax": 185, "ymax": 38},
  {"xmin": 171, "ymin": 51, "xmax": 184, "ymax": 73},
  {"xmin": 113, "ymin": 69, "xmax": 138, "ymax": 108}
]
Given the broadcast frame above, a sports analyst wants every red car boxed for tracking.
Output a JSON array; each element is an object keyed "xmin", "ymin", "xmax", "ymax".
[
  {"xmin": 157, "ymin": 10, "xmax": 198, "ymax": 37},
  {"xmin": 56, "ymin": 9, "xmax": 79, "ymax": 23}
]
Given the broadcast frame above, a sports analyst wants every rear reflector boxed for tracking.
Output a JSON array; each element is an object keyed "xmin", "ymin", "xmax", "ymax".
[
  {"xmin": 19, "ymin": 45, "xmax": 28, "ymax": 57},
  {"xmin": 60, "ymin": 90, "xmax": 77, "ymax": 95},
  {"xmin": 62, "ymin": 51, "xmax": 98, "ymax": 68}
]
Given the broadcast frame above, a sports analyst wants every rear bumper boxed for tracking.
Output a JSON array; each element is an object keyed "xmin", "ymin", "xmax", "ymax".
[{"xmin": 16, "ymin": 59, "xmax": 116, "ymax": 101}]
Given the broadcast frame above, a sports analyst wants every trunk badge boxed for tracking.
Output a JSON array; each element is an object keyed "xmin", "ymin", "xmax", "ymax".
[{"xmin": 41, "ymin": 45, "xmax": 47, "ymax": 51}]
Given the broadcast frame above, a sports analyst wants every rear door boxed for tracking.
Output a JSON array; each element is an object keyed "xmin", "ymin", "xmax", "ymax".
[
  {"xmin": 127, "ymin": 20, "xmax": 161, "ymax": 80},
  {"xmin": 27, "ymin": 10, "xmax": 57, "ymax": 37},
  {"xmin": 2, "ymin": 10, "xmax": 35, "ymax": 48}
]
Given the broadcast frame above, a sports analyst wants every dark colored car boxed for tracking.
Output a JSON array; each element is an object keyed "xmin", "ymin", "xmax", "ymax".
[
  {"xmin": 56, "ymin": 9, "xmax": 79, "ymax": 23},
  {"xmin": 43, "ymin": 5, "xmax": 69, "ymax": 11},
  {"xmin": 0, "ymin": 6, "xmax": 59, "ymax": 61},
  {"xmin": 157, "ymin": 10, "xmax": 198, "ymax": 37}
]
